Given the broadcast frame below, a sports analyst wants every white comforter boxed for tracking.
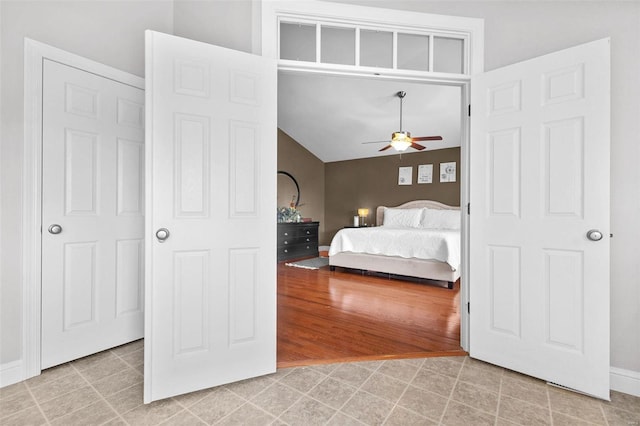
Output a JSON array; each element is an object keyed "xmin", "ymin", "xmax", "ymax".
[{"xmin": 329, "ymin": 227, "xmax": 460, "ymax": 270}]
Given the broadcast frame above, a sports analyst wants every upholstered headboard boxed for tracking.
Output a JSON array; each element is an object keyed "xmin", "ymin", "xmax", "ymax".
[{"xmin": 376, "ymin": 200, "xmax": 460, "ymax": 226}]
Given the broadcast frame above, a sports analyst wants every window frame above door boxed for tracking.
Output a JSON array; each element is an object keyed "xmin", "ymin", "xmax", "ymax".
[{"xmin": 261, "ymin": 0, "xmax": 484, "ymax": 82}]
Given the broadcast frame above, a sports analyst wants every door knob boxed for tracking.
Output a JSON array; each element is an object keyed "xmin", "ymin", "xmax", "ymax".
[
  {"xmin": 586, "ymin": 229, "xmax": 603, "ymax": 241},
  {"xmin": 48, "ymin": 224, "xmax": 62, "ymax": 234},
  {"xmin": 156, "ymin": 228, "xmax": 170, "ymax": 242}
]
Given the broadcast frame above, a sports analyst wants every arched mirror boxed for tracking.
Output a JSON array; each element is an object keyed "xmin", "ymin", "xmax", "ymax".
[{"xmin": 277, "ymin": 171, "xmax": 300, "ymax": 208}]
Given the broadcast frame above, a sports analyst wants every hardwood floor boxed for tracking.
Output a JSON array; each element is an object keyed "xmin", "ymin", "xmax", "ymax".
[{"xmin": 277, "ymin": 260, "xmax": 465, "ymax": 368}]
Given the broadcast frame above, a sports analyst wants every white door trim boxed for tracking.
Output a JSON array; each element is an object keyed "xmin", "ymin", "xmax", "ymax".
[
  {"xmin": 263, "ymin": 1, "xmax": 481, "ymax": 351},
  {"xmin": 22, "ymin": 38, "xmax": 144, "ymax": 380}
]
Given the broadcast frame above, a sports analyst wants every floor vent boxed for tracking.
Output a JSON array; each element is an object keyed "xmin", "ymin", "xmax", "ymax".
[{"xmin": 546, "ymin": 382, "xmax": 609, "ymax": 401}]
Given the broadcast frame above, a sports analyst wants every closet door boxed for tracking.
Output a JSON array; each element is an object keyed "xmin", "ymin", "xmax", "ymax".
[{"xmin": 41, "ymin": 59, "xmax": 144, "ymax": 369}]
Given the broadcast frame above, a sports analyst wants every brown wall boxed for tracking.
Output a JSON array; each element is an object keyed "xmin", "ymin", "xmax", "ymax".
[
  {"xmin": 324, "ymin": 148, "xmax": 461, "ymax": 242},
  {"xmin": 277, "ymin": 131, "xmax": 460, "ymax": 245},
  {"xmin": 277, "ymin": 129, "xmax": 326, "ymax": 240}
]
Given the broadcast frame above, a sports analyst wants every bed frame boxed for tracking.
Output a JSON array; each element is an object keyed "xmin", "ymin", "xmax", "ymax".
[{"xmin": 329, "ymin": 200, "xmax": 461, "ymax": 289}]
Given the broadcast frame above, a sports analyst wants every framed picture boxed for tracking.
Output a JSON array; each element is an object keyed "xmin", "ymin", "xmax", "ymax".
[
  {"xmin": 440, "ymin": 162, "xmax": 456, "ymax": 183},
  {"xmin": 417, "ymin": 164, "xmax": 433, "ymax": 184},
  {"xmin": 398, "ymin": 166, "xmax": 413, "ymax": 185}
]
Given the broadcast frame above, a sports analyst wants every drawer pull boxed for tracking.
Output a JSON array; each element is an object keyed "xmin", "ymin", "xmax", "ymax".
[
  {"xmin": 284, "ymin": 249, "xmax": 288, "ymax": 253},
  {"xmin": 284, "ymin": 241, "xmax": 288, "ymax": 245},
  {"xmin": 284, "ymin": 232, "xmax": 289, "ymax": 236},
  {"xmin": 306, "ymin": 230, "xmax": 310, "ymax": 234},
  {"xmin": 306, "ymin": 238, "xmax": 310, "ymax": 242}
]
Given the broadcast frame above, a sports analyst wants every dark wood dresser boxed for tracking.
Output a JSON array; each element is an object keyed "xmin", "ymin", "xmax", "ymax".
[{"xmin": 277, "ymin": 222, "xmax": 319, "ymax": 261}]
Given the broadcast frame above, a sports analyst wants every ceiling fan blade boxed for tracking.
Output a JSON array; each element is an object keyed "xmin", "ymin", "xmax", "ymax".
[
  {"xmin": 410, "ymin": 142, "xmax": 426, "ymax": 151},
  {"xmin": 362, "ymin": 140, "xmax": 391, "ymax": 145},
  {"xmin": 378, "ymin": 144, "xmax": 393, "ymax": 152},
  {"xmin": 411, "ymin": 136, "xmax": 443, "ymax": 142}
]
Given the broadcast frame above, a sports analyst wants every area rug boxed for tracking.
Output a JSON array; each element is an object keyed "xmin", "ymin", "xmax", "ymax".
[{"xmin": 285, "ymin": 257, "xmax": 330, "ymax": 270}]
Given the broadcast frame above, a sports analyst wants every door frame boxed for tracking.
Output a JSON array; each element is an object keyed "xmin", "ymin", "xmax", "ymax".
[
  {"xmin": 22, "ymin": 38, "xmax": 145, "ymax": 379},
  {"xmin": 263, "ymin": 1, "xmax": 483, "ymax": 351}
]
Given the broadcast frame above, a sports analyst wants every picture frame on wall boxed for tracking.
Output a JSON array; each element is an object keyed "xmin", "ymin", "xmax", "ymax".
[
  {"xmin": 418, "ymin": 164, "xmax": 433, "ymax": 184},
  {"xmin": 440, "ymin": 162, "xmax": 456, "ymax": 183},
  {"xmin": 398, "ymin": 166, "xmax": 413, "ymax": 185}
]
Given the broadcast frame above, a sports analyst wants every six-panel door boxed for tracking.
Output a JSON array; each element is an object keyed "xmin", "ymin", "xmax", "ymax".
[
  {"xmin": 470, "ymin": 39, "xmax": 610, "ymax": 399},
  {"xmin": 144, "ymin": 31, "xmax": 277, "ymax": 403},
  {"xmin": 41, "ymin": 59, "xmax": 145, "ymax": 368}
]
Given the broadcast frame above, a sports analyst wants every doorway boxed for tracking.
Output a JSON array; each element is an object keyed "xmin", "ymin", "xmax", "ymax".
[{"xmin": 276, "ymin": 71, "xmax": 469, "ymax": 365}]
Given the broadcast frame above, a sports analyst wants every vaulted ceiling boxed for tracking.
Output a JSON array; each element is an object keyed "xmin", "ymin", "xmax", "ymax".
[{"xmin": 278, "ymin": 72, "xmax": 462, "ymax": 163}]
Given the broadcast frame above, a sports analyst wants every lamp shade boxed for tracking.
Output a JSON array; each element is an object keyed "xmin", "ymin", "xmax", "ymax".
[{"xmin": 357, "ymin": 208, "xmax": 369, "ymax": 216}]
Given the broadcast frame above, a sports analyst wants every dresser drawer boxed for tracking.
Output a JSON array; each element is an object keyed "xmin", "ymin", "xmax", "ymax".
[
  {"xmin": 278, "ymin": 234, "xmax": 317, "ymax": 248},
  {"xmin": 278, "ymin": 243, "xmax": 319, "ymax": 260},
  {"xmin": 296, "ymin": 225, "xmax": 317, "ymax": 238}
]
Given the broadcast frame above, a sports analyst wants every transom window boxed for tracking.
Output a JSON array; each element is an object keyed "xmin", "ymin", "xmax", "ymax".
[{"xmin": 279, "ymin": 18, "xmax": 467, "ymax": 75}]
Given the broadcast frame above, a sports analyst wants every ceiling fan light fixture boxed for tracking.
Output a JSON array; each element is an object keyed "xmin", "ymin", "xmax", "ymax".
[{"xmin": 391, "ymin": 131, "xmax": 412, "ymax": 151}]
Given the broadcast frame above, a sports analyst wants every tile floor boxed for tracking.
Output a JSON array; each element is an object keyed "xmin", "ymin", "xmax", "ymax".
[{"xmin": 1, "ymin": 340, "xmax": 639, "ymax": 425}]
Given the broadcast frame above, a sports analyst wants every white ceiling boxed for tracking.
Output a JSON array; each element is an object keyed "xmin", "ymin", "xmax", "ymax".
[{"xmin": 278, "ymin": 72, "xmax": 462, "ymax": 163}]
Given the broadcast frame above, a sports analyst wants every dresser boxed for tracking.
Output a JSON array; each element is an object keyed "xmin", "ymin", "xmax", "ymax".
[{"xmin": 277, "ymin": 222, "xmax": 319, "ymax": 261}]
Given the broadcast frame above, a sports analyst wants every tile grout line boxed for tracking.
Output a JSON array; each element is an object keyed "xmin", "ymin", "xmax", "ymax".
[
  {"xmin": 22, "ymin": 378, "xmax": 52, "ymax": 425},
  {"xmin": 599, "ymin": 401, "xmax": 611, "ymax": 426},
  {"xmin": 325, "ymin": 361, "xmax": 385, "ymax": 425},
  {"xmin": 281, "ymin": 363, "xmax": 366, "ymax": 425},
  {"xmin": 437, "ymin": 357, "xmax": 467, "ymax": 426},
  {"xmin": 546, "ymin": 383, "xmax": 554, "ymax": 426},
  {"xmin": 241, "ymin": 376, "xmax": 301, "ymax": 426},
  {"xmin": 379, "ymin": 357, "xmax": 428, "ymax": 425},
  {"xmin": 272, "ymin": 361, "xmax": 384, "ymax": 425},
  {"xmin": 385, "ymin": 358, "xmax": 470, "ymax": 424},
  {"xmin": 103, "ymin": 347, "xmax": 155, "ymax": 424},
  {"xmin": 23, "ymin": 363, "xmax": 78, "ymax": 406},
  {"xmin": 171, "ymin": 390, "xmax": 223, "ymax": 425},
  {"xmin": 70, "ymin": 356, "xmax": 131, "ymax": 426},
  {"xmin": 215, "ymin": 386, "xmax": 290, "ymax": 425},
  {"xmin": 494, "ymin": 366, "xmax": 504, "ymax": 426},
  {"xmin": 220, "ymin": 373, "xmax": 303, "ymax": 425},
  {"xmin": 267, "ymin": 367, "xmax": 315, "ymax": 425}
]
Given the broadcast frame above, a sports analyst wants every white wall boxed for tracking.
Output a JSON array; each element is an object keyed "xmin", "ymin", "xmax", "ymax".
[
  {"xmin": 173, "ymin": 0, "xmax": 254, "ymax": 53},
  {"xmin": 0, "ymin": 0, "xmax": 174, "ymax": 366},
  {"xmin": 1, "ymin": 0, "xmax": 638, "ymax": 390}
]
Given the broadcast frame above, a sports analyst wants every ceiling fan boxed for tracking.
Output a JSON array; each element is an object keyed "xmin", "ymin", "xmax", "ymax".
[{"xmin": 363, "ymin": 91, "xmax": 443, "ymax": 152}]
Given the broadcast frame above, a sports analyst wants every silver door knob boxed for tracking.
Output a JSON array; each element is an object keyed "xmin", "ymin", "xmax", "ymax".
[
  {"xmin": 586, "ymin": 229, "xmax": 603, "ymax": 241},
  {"xmin": 156, "ymin": 228, "xmax": 170, "ymax": 242},
  {"xmin": 48, "ymin": 224, "xmax": 62, "ymax": 234}
]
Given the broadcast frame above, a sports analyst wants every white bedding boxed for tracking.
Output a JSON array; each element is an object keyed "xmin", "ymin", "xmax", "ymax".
[{"xmin": 328, "ymin": 227, "xmax": 461, "ymax": 271}]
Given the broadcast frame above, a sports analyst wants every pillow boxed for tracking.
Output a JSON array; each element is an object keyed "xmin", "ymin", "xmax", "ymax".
[
  {"xmin": 382, "ymin": 208, "xmax": 423, "ymax": 228},
  {"xmin": 419, "ymin": 208, "xmax": 461, "ymax": 230}
]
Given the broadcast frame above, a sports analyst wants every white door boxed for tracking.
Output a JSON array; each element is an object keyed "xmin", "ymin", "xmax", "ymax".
[
  {"xmin": 470, "ymin": 39, "xmax": 610, "ymax": 399},
  {"xmin": 41, "ymin": 59, "xmax": 145, "ymax": 368},
  {"xmin": 144, "ymin": 31, "xmax": 277, "ymax": 403}
]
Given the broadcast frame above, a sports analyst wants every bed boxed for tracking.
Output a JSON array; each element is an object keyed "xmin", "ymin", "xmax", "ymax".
[{"xmin": 328, "ymin": 200, "xmax": 461, "ymax": 289}]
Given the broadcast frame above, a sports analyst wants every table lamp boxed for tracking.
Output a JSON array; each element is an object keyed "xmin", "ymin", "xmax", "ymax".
[{"xmin": 357, "ymin": 208, "xmax": 369, "ymax": 226}]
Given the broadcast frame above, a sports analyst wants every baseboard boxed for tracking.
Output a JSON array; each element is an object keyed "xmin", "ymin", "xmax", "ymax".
[
  {"xmin": 610, "ymin": 366, "xmax": 640, "ymax": 397},
  {"xmin": 0, "ymin": 360, "xmax": 25, "ymax": 388}
]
